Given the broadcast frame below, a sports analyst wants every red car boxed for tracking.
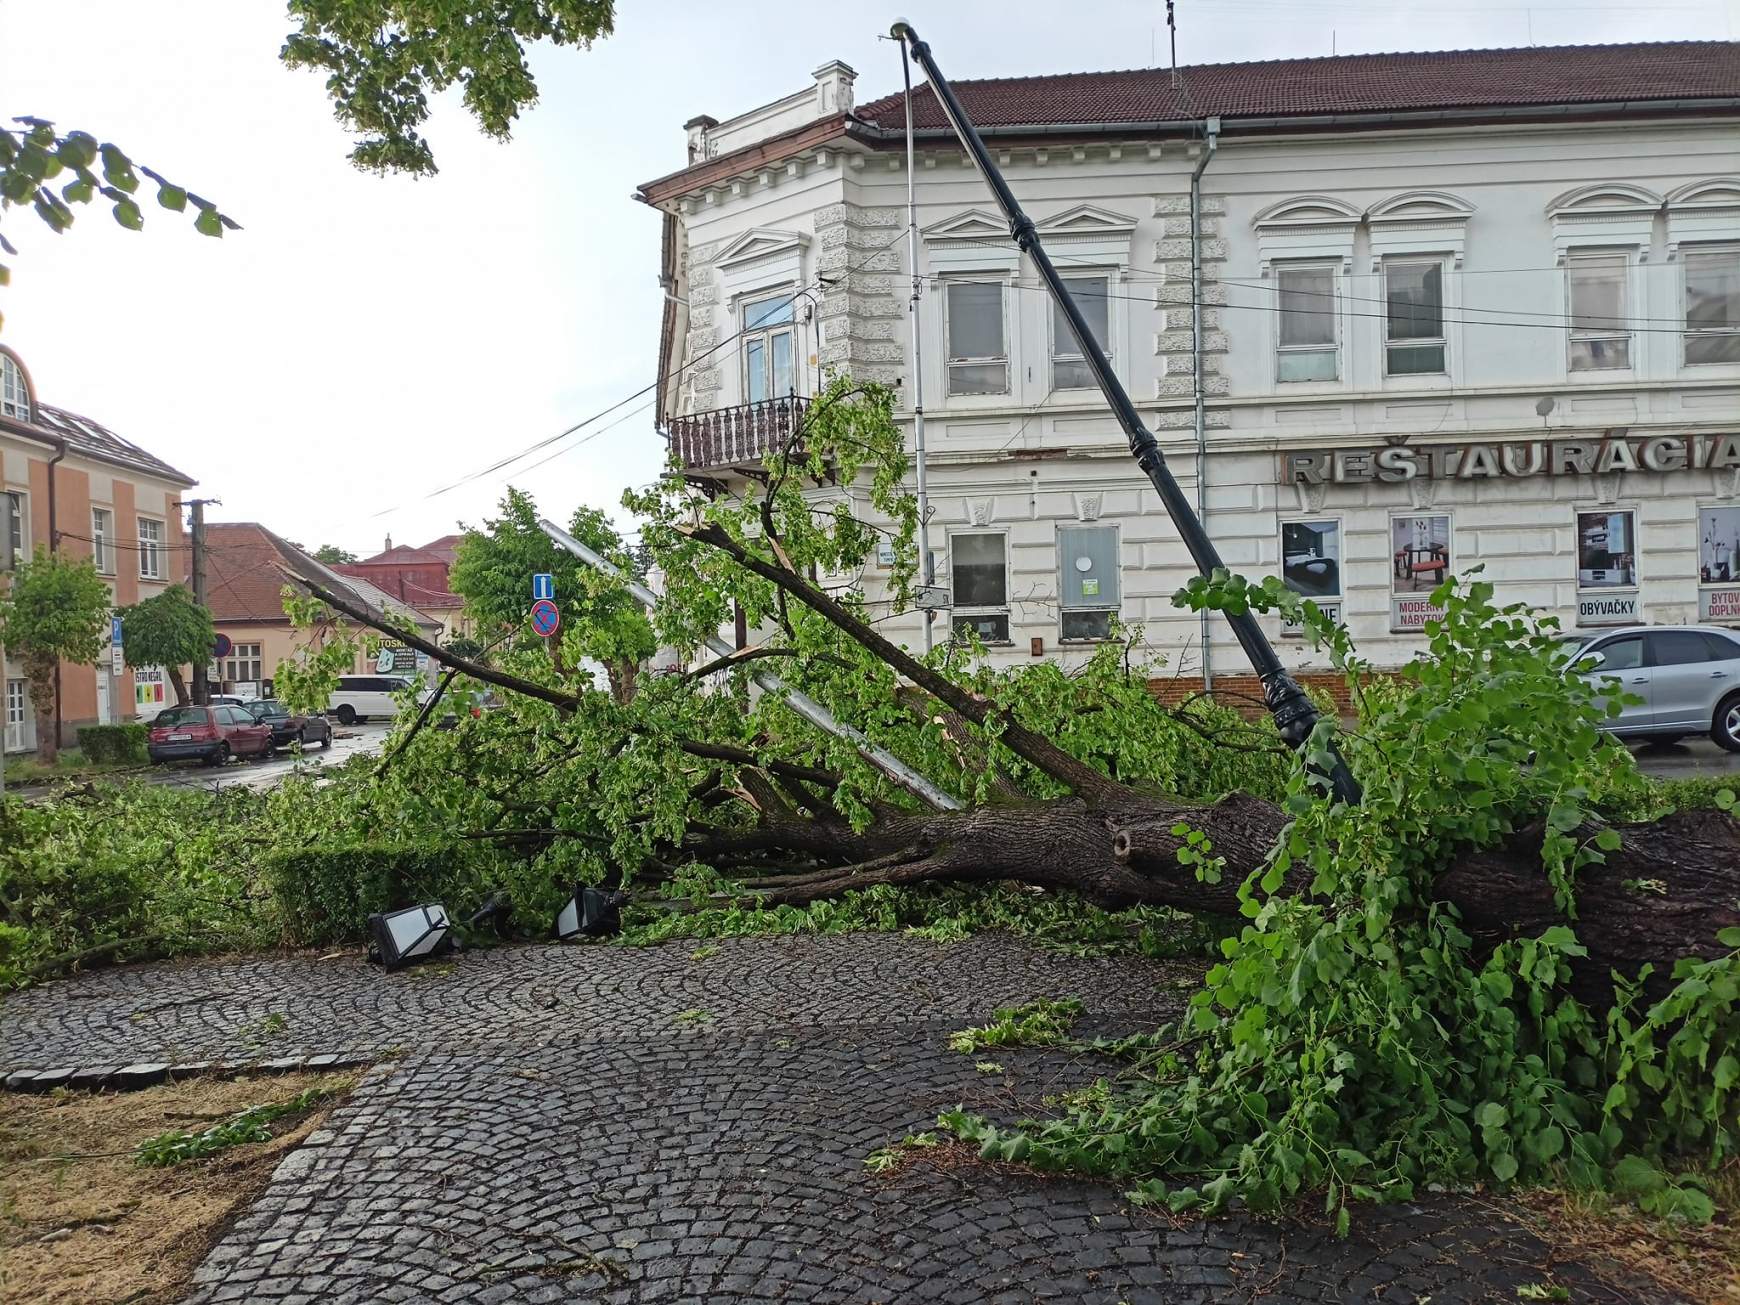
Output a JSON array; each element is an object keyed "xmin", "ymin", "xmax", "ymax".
[{"xmin": 147, "ymin": 705, "xmax": 275, "ymax": 766}]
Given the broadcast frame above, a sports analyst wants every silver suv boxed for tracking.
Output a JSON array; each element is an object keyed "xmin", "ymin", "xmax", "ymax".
[{"xmin": 1562, "ymin": 624, "xmax": 1740, "ymax": 751}]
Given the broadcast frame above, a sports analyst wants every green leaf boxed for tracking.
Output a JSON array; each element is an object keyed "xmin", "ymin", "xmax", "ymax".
[
  {"xmin": 194, "ymin": 205, "xmax": 223, "ymax": 238},
  {"xmin": 1714, "ymin": 1054, "xmax": 1739, "ymax": 1092},
  {"xmin": 156, "ymin": 183, "xmax": 187, "ymax": 211},
  {"xmin": 112, "ymin": 197, "xmax": 142, "ymax": 230},
  {"xmin": 1611, "ymin": 1154, "xmax": 1665, "ymax": 1198},
  {"xmin": 1490, "ymin": 1151, "xmax": 1518, "ymax": 1183},
  {"xmin": 1476, "ymin": 1102, "xmax": 1508, "ymax": 1129},
  {"xmin": 1717, "ymin": 926, "xmax": 1740, "ymax": 949}
]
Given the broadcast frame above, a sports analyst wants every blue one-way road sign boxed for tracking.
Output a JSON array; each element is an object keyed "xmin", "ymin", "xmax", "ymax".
[{"xmin": 532, "ymin": 572, "xmax": 555, "ymax": 600}]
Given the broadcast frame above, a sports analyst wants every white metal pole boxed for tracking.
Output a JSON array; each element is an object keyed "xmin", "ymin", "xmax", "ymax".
[
  {"xmin": 537, "ymin": 519, "xmax": 960, "ymax": 811},
  {"xmin": 901, "ymin": 37, "xmax": 937, "ymax": 653}
]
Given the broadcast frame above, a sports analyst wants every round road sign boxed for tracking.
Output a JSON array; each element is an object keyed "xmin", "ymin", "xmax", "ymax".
[
  {"xmin": 530, "ymin": 598, "xmax": 560, "ymax": 638},
  {"xmin": 213, "ymin": 633, "xmax": 234, "ymax": 660}
]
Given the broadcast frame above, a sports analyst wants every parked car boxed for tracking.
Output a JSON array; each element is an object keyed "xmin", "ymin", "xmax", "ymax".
[
  {"xmin": 245, "ymin": 699, "xmax": 334, "ymax": 749},
  {"xmin": 1561, "ymin": 624, "xmax": 1740, "ymax": 751},
  {"xmin": 147, "ymin": 704, "xmax": 275, "ymax": 766},
  {"xmin": 326, "ymin": 674, "xmax": 416, "ymax": 725}
]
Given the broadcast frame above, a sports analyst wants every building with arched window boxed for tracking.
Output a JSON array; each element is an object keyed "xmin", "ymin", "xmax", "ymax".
[{"xmin": 0, "ymin": 343, "xmax": 197, "ymax": 752}]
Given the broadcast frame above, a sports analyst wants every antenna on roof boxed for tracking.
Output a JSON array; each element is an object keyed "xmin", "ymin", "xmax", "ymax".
[{"xmin": 1167, "ymin": 0, "xmax": 1179, "ymax": 87}]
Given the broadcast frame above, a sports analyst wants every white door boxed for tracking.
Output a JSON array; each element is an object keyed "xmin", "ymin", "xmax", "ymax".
[
  {"xmin": 96, "ymin": 669, "xmax": 111, "ymax": 726},
  {"xmin": 5, "ymin": 678, "xmax": 32, "ymax": 752}
]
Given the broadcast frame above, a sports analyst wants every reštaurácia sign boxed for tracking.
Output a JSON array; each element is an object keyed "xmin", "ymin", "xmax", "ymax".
[{"xmin": 1284, "ymin": 434, "xmax": 1740, "ymax": 484}]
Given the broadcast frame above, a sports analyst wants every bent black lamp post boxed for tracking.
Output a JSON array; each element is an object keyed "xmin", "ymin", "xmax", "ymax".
[
  {"xmin": 368, "ymin": 903, "xmax": 455, "ymax": 970},
  {"xmin": 553, "ymin": 886, "xmax": 628, "ymax": 941},
  {"xmin": 888, "ymin": 19, "xmax": 1361, "ymax": 805}
]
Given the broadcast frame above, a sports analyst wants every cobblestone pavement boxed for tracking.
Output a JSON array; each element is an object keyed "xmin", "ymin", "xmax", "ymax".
[{"xmin": 1, "ymin": 935, "xmax": 1670, "ymax": 1304}]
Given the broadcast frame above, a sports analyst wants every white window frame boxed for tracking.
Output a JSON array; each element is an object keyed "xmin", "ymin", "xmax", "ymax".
[
  {"xmin": 223, "ymin": 642, "xmax": 263, "ymax": 684},
  {"xmin": 1682, "ymin": 242, "xmax": 1740, "ymax": 368},
  {"xmin": 1382, "ymin": 257, "xmax": 1449, "ymax": 378},
  {"xmin": 1050, "ymin": 272, "xmax": 1113, "ymax": 391},
  {"xmin": 948, "ymin": 528, "xmax": 1011, "ymax": 643},
  {"xmin": 1273, "ymin": 261, "xmax": 1341, "ymax": 384},
  {"xmin": 91, "ymin": 506, "xmax": 114, "ymax": 575},
  {"xmin": 2, "ymin": 490, "xmax": 24, "ymax": 569},
  {"xmin": 137, "ymin": 515, "xmax": 165, "ymax": 581},
  {"xmin": 5, "ymin": 677, "xmax": 32, "ymax": 753},
  {"xmin": 942, "ymin": 278, "xmax": 1011, "ymax": 398},
  {"xmin": 1056, "ymin": 523, "xmax": 1121, "ymax": 642},
  {"xmin": 1565, "ymin": 250, "xmax": 1633, "ymax": 373},
  {"xmin": 0, "ymin": 354, "xmax": 29, "ymax": 421},
  {"xmin": 740, "ymin": 290, "xmax": 799, "ymax": 405}
]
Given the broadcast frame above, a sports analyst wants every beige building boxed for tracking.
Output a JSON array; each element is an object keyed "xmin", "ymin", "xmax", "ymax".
[
  {"xmin": 203, "ymin": 522, "xmax": 441, "ymax": 696},
  {"xmin": 2, "ymin": 343, "xmax": 196, "ymax": 750}
]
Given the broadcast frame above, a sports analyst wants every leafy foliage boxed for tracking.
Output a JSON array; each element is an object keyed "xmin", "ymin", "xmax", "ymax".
[
  {"xmin": 449, "ymin": 488, "xmax": 654, "ymax": 700},
  {"xmin": 260, "ymin": 840, "xmax": 504, "ymax": 946},
  {"xmin": 133, "ymin": 1086, "xmax": 338, "ymax": 1166},
  {"xmin": 117, "ymin": 583, "xmax": 213, "ymax": 704},
  {"xmin": 0, "ymin": 118, "xmax": 236, "ymax": 302},
  {"xmin": 312, "ymin": 544, "xmax": 358, "ymax": 565},
  {"xmin": 943, "ymin": 572, "xmax": 1737, "ymax": 1228},
  {"xmin": 281, "ymin": 0, "xmax": 617, "ymax": 175},
  {"xmin": 948, "ymin": 999, "xmax": 1083, "ymax": 1054},
  {"xmin": 75, "ymin": 723, "xmax": 147, "ymax": 765},
  {"xmin": 0, "ymin": 551, "xmax": 113, "ymax": 762}
]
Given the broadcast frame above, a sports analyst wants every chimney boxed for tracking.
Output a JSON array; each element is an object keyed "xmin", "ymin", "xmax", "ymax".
[
  {"xmin": 812, "ymin": 60, "xmax": 857, "ymax": 116},
  {"xmin": 683, "ymin": 114, "xmax": 718, "ymax": 164},
  {"xmin": 385, "ymin": 534, "xmax": 392, "ymax": 552}
]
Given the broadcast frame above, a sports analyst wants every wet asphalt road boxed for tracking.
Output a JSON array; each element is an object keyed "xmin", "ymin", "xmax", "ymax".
[
  {"xmin": 12, "ymin": 721, "xmax": 392, "ymax": 798},
  {"xmin": 1626, "ymin": 736, "xmax": 1740, "ymax": 778}
]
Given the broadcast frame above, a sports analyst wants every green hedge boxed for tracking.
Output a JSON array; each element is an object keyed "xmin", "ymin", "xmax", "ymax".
[
  {"xmin": 260, "ymin": 841, "xmax": 496, "ymax": 946},
  {"xmin": 76, "ymin": 723, "xmax": 148, "ymax": 765}
]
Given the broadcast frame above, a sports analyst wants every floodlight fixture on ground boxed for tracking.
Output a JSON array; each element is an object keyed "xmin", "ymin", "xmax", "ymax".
[
  {"xmin": 554, "ymin": 885, "xmax": 628, "ymax": 941},
  {"xmin": 367, "ymin": 904, "xmax": 455, "ymax": 971},
  {"xmin": 888, "ymin": 18, "xmax": 1360, "ymax": 805}
]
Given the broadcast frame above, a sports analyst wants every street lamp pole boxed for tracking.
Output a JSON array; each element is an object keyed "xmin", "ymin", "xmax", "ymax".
[{"xmin": 887, "ymin": 19, "xmax": 1360, "ymax": 804}]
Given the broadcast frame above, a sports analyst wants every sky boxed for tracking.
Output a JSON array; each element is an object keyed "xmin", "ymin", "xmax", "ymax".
[{"xmin": 2, "ymin": 0, "xmax": 1735, "ymax": 558}]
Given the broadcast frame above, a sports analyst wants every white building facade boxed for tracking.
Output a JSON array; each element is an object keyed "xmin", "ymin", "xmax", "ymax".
[{"xmin": 639, "ymin": 44, "xmax": 1740, "ymax": 696}]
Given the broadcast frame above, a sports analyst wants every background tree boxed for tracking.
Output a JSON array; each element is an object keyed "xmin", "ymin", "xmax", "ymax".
[
  {"xmin": 311, "ymin": 544, "xmax": 358, "ymax": 565},
  {"xmin": 0, "ymin": 552, "xmax": 111, "ymax": 763},
  {"xmin": 282, "ymin": 0, "xmax": 618, "ymax": 176},
  {"xmin": 448, "ymin": 488, "xmax": 654, "ymax": 703},
  {"xmin": 116, "ymin": 584, "xmax": 214, "ymax": 706}
]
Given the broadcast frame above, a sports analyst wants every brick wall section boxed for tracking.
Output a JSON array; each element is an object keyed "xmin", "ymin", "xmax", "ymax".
[{"xmin": 1148, "ymin": 671, "xmax": 1362, "ymax": 718}]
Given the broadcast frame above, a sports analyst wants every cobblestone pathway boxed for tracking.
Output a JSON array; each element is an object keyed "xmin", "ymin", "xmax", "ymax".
[{"xmin": 0, "ymin": 935, "xmax": 1669, "ymax": 1304}]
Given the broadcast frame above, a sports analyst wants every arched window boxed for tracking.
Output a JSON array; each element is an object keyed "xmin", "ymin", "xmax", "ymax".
[{"xmin": 0, "ymin": 353, "xmax": 29, "ymax": 421}]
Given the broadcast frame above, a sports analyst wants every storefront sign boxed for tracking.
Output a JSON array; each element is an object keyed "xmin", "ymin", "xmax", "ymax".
[
  {"xmin": 1284, "ymin": 434, "xmax": 1740, "ymax": 484},
  {"xmin": 1578, "ymin": 593, "xmax": 1639, "ymax": 625},
  {"xmin": 133, "ymin": 667, "xmax": 166, "ymax": 713},
  {"xmin": 1700, "ymin": 589, "xmax": 1740, "ymax": 622},
  {"xmin": 1281, "ymin": 602, "xmax": 1341, "ymax": 635},
  {"xmin": 1392, "ymin": 595, "xmax": 1447, "ymax": 631}
]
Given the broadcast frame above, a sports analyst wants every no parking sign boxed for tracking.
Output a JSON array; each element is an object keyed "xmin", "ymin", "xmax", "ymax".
[{"xmin": 530, "ymin": 598, "xmax": 560, "ymax": 638}]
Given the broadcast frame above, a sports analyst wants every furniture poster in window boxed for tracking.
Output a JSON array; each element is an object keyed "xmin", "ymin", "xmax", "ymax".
[
  {"xmin": 1279, "ymin": 518, "xmax": 1342, "ymax": 636},
  {"xmin": 1575, "ymin": 509, "xmax": 1639, "ymax": 626},
  {"xmin": 1390, "ymin": 514, "xmax": 1450, "ymax": 631},
  {"xmin": 1698, "ymin": 505, "xmax": 1740, "ymax": 623}
]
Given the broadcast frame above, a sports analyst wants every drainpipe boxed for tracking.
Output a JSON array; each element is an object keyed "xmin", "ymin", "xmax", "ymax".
[
  {"xmin": 46, "ymin": 435, "xmax": 66, "ymax": 750},
  {"xmin": 900, "ymin": 37, "xmax": 936, "ymax": 651},
  {"xmin": 1190, "ymin": 117, "xmax": 1220, "ymax": 693}
]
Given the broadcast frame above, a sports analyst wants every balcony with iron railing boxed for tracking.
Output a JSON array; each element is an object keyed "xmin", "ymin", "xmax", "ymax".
[{"xmin": 662, "ymin": 395, "xmax": 809, "ymax": 471}]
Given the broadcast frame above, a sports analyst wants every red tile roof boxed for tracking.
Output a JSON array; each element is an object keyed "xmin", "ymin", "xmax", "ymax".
[
  {"xmin": 205, "ymin": 522, "xmax": 441, "ymax": 630},
  {"xmin": 851, "ymin": 41, "xmax": 1740, "ymax": 131}
]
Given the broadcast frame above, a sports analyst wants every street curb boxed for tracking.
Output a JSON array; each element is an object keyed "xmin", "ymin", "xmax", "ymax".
[{"xmin": 1, "ymin": 1052, "xmax": 373, "ymax": 1095}]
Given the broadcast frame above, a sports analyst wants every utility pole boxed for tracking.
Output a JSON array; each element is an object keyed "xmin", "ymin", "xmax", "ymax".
[{"xmin": 181, "ymin": 498, "xmax": 219, "ymax": 705}]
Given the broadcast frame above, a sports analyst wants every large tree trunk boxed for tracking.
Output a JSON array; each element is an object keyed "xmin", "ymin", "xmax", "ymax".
[
  {"xmin": 25, "ymin": 655, "xmax": 58, "ymax": 766},
  {"xmin": 739, "ymin": 790, "xmax": 1740, "ymax": 1000},
  {"xmin": 166, "ymin": 665, "xmax": 189, "ymax": 706}
]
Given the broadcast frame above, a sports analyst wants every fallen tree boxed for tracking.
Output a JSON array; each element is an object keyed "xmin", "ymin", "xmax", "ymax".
[{"xmin": 273, "ymin": 378, "xmax": 1737, "ymax": 1220}]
